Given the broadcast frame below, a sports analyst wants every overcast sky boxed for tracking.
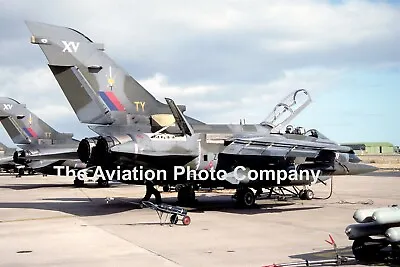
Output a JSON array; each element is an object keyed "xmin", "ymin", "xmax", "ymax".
[{"xmin": 0, "ymin": 0, "xmax": 399, "ymax": 147}]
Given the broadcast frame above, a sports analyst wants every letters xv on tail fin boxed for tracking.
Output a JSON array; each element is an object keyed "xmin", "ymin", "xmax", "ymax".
[{"xmin": 26, "ymin": 21, "xmax": 176, "ymax": 126}]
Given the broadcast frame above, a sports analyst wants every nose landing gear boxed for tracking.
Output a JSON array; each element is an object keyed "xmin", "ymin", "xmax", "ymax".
[{"xmin": 299, "ymin": 189, "xmax": 314, "ymax": 200}]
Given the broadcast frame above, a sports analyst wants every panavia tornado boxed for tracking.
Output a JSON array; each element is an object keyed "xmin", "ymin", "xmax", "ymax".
[
  {"xmin": 26, "ymin": 21, "xmax": 377, "ymax": 207},
  {"xmin": 0, "ymin": 97, "xmax": 103, "ymax": 185},
  {"xmin": 0, "ymin": 141, "xmax": 18, "ymax": 173}
]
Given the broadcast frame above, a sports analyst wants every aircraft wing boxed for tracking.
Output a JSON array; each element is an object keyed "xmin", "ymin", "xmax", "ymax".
[
  {"xmin": 110, "ymin": 141, "xmax": 197, "ymax": 157},
  {"xmin": 222, "ymin": 134, "xmax": 351, "ymax": 158},
  {"xmin": 28, "ymin": 159, "xmax": 62, "ymax": 170},
  {"xmin": 217, "ymin": 134, "xmax": 353, "ymax": 185},
  {"xmin": 0, "ymin": 155, "xmax": 14, "ymax": 165},
  {"xmin": 22, "ymin": 148, "xmax": 79, "ymax": 161}
]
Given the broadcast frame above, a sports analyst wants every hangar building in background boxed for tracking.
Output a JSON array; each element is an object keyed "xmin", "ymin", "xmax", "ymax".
[{"xmin": 341, "ymin": 142, "xmax": 395, "ymax": 155}]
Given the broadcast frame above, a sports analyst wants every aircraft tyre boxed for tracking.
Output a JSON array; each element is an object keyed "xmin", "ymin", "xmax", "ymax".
[
  {"xmin": 299, "ymin": 189, "xmax": 314, "ymax": 200},
  {"xmin": 177, "ymin": 185, "xmax": 195, "ymax": 206},
  {"xmin": 236, "ymin": 188, "xmax": 256, "ymax": 208},
  {"xmin": 97, "ymin": 178, "xmax": 109, "ymax": 188},
  {"xmin": 175, "ymin": 184, "xmax": 183, "ymax": 192},
  {"xmin": 305, "ymin": 189, "xmax": 314, "ymax": 200},
  {"xmin": 163, "ymin": 185, "xmax": 170, "ymax": 192},
  {"xmin": 74, "ymin": 178, "xmax": 85, "ymax": 187}
]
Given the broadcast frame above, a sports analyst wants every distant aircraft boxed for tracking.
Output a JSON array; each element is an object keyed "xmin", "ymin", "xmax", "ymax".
[
  {"xmin": 0, "ymin": 142, "xmax": 18, "ymax": 172},
  {"xmin": 0, "ymin": 97, "xmax": 106, "ymax": 186},
  {"xmin": 26, "ymin": 21, "xmax": 378, "ymax": 207}
]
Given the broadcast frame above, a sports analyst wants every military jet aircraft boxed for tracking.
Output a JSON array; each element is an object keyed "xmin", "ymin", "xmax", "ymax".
[
  {"xmin": 26, "ymin": 21, "xmax": 377, "ymax": 207},
  {"xmin": 0, "ymin": 97, "xmax": 105, "ymax": 185},
  {"xmin": 0, "ymin": 142, "xmax": 18, "ymax": 172},
  {"xmin": 106, "ymin": 97, "xmax": 378, "ymax": 206}
]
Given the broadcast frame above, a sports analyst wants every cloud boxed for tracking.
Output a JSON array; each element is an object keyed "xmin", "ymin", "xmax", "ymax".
[
  {"xmin": 0, "ymin": 65, "xmax": 88, "ymax": 136},
  {"xmin": 139, "ymin": 73, "xmax": 219, "ymax": 99},
  {"xmin": 33, "ymin": 105, "xmax": 72, "ymax": 120},
  {"xmin": 0, "ymin": 0, "xmax": 399, "ymax": 143},
  {"xmin": 2, "ymin": 1, "xmax": 400, "ymax": 71},
  {"xmin": 2, "ymin": 0, "xmax": 397, "ymax": 92},
  {"xmin": 0, "ymin": 66, "xmax": 56, "ymax": 94},
  {"xmin": 136, "ymin": 67, "xmax": 342, "ymax": 123},
  {"xmin": 0, "ymin": 66, "xmax": 75, "ymax": 119}
]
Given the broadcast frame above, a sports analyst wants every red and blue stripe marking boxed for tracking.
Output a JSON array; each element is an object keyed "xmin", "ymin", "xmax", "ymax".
[
  {"xmin": 23, "ymin": 127, "xmax": 38, "ymax": 138},
  {"xmin": 98, "ymin": 91, "xmax": 125, "ymax": 111}
]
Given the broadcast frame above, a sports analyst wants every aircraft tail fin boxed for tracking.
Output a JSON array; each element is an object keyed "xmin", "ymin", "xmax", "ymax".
[
  {"xmin": 0, "ymin": 97, "xmax": 73, "ymax": 145},
  {"xmin": 0, "ymin": 141, "xmax": 15, "ymax": 156},
  {"xmin": 1, "ymin": 117, "xmax": 33, "ymax": 145},
  {"xmin": 47, "ymin": 65, "xmax": 116, "ymax": 125},
  {"xmin": 26, "ymin": 21, "xmax": 168, "ymax": 125},
  {"xmin": 0, "ymin": 142, "xmax": 9, "ymax": 151}
]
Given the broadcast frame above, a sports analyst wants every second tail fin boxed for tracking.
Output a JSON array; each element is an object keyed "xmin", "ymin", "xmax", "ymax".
[
  {"xmin": 0, "ymin": 97, "xmax": 74, "ymax": 145},
  {"xmin": 0, "ymin": 141, "xmax": 16, "ymax": 156}
]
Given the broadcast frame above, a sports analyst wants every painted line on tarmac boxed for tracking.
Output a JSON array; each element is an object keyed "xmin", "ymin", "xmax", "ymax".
[
  {"xmin": 0, "ymin": 215, "xmax": 74, "ymax": 223},
  {"xmin": 78, "ymin": 188, "xmax": 93, "ymax": 202}
]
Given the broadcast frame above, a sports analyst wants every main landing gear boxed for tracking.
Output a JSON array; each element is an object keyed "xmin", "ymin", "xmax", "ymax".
[
  {"xmin": 16, "ymin": 168, "xmax": 24, "ymax": 178},
  {"xmin": 163, "ymin": 185, "xmax": 170, "ymax": 192},
  {"xmin": 177, "ymin": 185, "xmax": 196, "ymax": 206},
  {"xmin": 97, "ymin": 178, "xmax": 109, "ymax": 188},
  {"xmin": 73, "ymin": 177, "xmax": 109, "ymax": 188},
  {"xmin": 234, "ymin": 187, "xmax": 256, "ymax": 208},
  {"xmin": 73, "ymin": 178, "xmax": 84, "ymax": 187},
  {"xmin": 141, "ymin": 181, "xmax": 162, "ymax": 204}
]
